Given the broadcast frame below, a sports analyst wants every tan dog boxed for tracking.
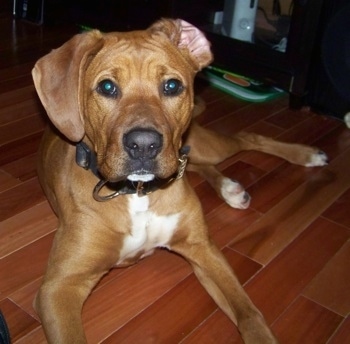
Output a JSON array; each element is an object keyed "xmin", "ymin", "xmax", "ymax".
[{"xmin": 32, "ymin": 19, "xmax": 327, "ymax": 343}]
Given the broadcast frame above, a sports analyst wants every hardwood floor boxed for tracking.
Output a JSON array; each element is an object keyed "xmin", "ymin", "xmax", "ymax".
[{"xmin": 1, "ymin": 8, "xmax": 350, "ymax": 344}]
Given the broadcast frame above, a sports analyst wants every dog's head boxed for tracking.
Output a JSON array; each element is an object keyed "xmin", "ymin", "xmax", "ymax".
[{"xmin": 32, "ymin": 19, "xmax": 213, "ymax": 182}]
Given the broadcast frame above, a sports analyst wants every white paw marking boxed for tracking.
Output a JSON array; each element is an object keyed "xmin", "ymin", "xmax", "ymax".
[
  {"xmin": 220, "ymin": 178, "xmax": 251, "ymax": 209},
  {"xmin": 305, "ymin": 151, "xmax": 328, "ymax": 167}
]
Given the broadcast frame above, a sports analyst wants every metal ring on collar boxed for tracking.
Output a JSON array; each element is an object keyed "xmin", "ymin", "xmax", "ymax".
[{"xmin": 93, "ymin": 179, "xmax": 120, "ymax": 202}]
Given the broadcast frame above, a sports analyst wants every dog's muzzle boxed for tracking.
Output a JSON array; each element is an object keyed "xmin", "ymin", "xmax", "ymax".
[
  {"xmin": 123, "ymin": 128, "xmax": 163, "ymax": 183},
  {"xmin": 76, "ymin": 141, "xmax": 189, "ymax": 202}
]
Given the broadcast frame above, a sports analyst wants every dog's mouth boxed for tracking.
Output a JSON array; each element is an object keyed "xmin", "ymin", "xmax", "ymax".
[{"xmin": 93, "ymin": 146, "xmax": 190, "ymax": 202}]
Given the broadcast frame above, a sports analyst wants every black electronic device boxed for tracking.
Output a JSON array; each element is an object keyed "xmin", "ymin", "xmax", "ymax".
[{"xmin": 306, "ymin": 0, "xmax": 350, "ymax": 118}]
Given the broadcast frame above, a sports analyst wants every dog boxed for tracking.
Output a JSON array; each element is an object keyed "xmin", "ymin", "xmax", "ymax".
[{"xmin": 32, "ymin": 18, "xmax": 327, "ymax": 343}]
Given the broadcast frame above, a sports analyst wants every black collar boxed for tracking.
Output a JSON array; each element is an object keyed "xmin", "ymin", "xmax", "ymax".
[{"xmin": 76, "ymin": 141, "xmax": 189, "ymax": 202}]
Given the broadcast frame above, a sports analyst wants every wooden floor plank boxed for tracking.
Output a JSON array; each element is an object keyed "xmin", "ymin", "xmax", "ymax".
[
  {"xmin": 322, "ymin": 187, "xmax": 350, "ymax": 229},
  {"xmin": 303, "ymin": 240, "xmax": 350, "ymax": 317},
  {"xmin": 208, "ymin": 205, "xmax": 262, "ymax": 249},
  {"xmin": 181, "ymin": 309, "xmax": 242, "ymax": 344},
  {"xmin": 1, "ymin": 153, "xmax": 38, "ymax": 181},
  {"xmin": 276, "ymin": 114, "xmax": 341, "ymax": 146},
  {"xmin": 243, "ymin": 218, "xmax": 350, "ymax": 324},
  {"xmin": 0, "ymin": 170, "xmax": 21, "ymax": 193},
  {"xmin": 0, "ymin": 201, "xmax": 56, "ymax": 259},
  {"xmin": 194, "ymin": 180, "xmax": 224, "ymax": 215},
  {"xmin": 0, "ymin": 97, "xmax": 42, "ymax": 126},
  {"xmin": 14, "ymin": 327, "xmax": 47, "ymax": 344},
  {"xmin": 315, "ymin": 123, "xmax": 350, "ymax": 161},
  {"xmin": 0, "ymin": 298, "xmax": 40, "ymax": 342},
  {"xmin": 271, "ymin": 296, "xmax": 343, "ymax": 344},
  {"xmin": 0, "ymin": 85, "xmax": 38, "ymax": 122},
  {"xmin": 328, "ymin": 316, "xmax": 350, "ymax": 344},
  {"xmin": 0, "ymin": 132, "xmax": 42, "ymax": 166},
  {"xmin": 264, "ymin": 107, "xmax": 312, "ymax": 130},
  {"xmin": 7, "ymin": 278, "xmax": 42, "ymax": 321},
  {"xmin": 0, "ymin": 114, "xmax": 46, "ymax": 146},
  {"xmin": 0, "ymin": 177, "xmax": 46, "ymax": 222},
  {"xmin": 0, "ymin": 233, "xmax": 54, "ymax": 297},
  {"xmin": 247, "ymin": 162, "xmax": 317, "ymax": 214}
]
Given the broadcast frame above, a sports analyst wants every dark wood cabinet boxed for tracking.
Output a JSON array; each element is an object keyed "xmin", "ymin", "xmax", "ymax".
[{"xmin": 170, "ymin": 0, "xmax": 324, "ymax": 107}]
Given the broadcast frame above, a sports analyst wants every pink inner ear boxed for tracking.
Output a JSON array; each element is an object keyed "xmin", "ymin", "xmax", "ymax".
[{"xmin": 178, "ymin": 19, "xmax": 211, "ymax": 58}]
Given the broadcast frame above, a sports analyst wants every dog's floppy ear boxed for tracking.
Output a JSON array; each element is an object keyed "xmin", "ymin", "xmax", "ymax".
[
  {"xmin": 32, "ymin": 30, "xmax": 104, "ymax": 142},
  {"xmin": 149, "ymin": 19, "xmax": 213, "ymax": 71}
]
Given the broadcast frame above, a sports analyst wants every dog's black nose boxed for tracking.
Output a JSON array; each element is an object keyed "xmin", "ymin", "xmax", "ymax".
[{"xmin": 123, "ymin": 129, "xmax": 163, "ymax": 160}]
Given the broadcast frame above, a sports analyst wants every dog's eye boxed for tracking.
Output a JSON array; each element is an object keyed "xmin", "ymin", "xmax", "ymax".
[
  {"xmin": 97, "ymin": 79, "xmax": 118, "ymax": 98},
  {"xmin": 163, "ymin": 79, "xmax": 183, "ymax": 96}
]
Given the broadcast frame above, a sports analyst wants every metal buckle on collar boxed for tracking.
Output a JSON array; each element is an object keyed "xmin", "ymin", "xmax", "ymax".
[{"xmin": 176, "ymin": 152, "xmax": 188, "ymax": 180}]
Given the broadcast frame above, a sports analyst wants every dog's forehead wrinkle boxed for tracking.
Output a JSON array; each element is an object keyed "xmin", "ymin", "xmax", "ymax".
[
  {"xmin": 89, "ymin": 39, "xmax": 191, "ymax": 88},
  {"xmin": 102, "ymin": 34, "xmax": 163, "ymax": 56},
  {"xmin": 99, "ymin": 34, "xmax": 191, "ymax": 76}
]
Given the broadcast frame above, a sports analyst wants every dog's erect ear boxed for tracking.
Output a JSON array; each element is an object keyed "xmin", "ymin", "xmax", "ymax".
[
  {"xmin": 149, "ymin": 19, "xmax": 213, "ymax": 71},
  {"xmin": 32, "ymin": 30, "xmax": 104, "ymax": 142}
]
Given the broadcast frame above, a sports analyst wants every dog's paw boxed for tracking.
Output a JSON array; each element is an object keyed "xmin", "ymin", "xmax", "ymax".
[
  {"xmin": 220, "ymin": 178, "xmax": 251, "ymax": 209},
  {"xmin": 305, "ymin": 150, "xmax": 328, "ymax": 167}
]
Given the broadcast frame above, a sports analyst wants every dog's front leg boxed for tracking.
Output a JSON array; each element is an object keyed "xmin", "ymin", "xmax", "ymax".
[
  {"xmin": 35, "ymin": 224, "xmax": 120, "ymax": 344},
  {"xmin": 171, "ymin": 233, "xmax": 278, "ymax": 343},
  {"xmin": 35, "ymin": 278, "xmax": 90, "ymax": 343}
]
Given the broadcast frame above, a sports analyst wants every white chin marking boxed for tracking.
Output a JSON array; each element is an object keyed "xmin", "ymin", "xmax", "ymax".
[{"xmin": 127, "ymin": 174, "xmax": 155, "ymax": 182}]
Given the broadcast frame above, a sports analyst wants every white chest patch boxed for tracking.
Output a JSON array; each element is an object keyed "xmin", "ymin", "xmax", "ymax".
[{"xmin": 117, "ymin": 195, "xmax": 180, "ymax": 264}]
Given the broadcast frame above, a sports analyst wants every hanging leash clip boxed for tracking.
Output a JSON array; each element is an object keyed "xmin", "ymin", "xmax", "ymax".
[
  {"xmin": 136, "ymin": 181, "xmax": 144, "ymax": 197},
  {"xmin": 176, "ymin": 145, "xmax": 190, "ymax": 180}
]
